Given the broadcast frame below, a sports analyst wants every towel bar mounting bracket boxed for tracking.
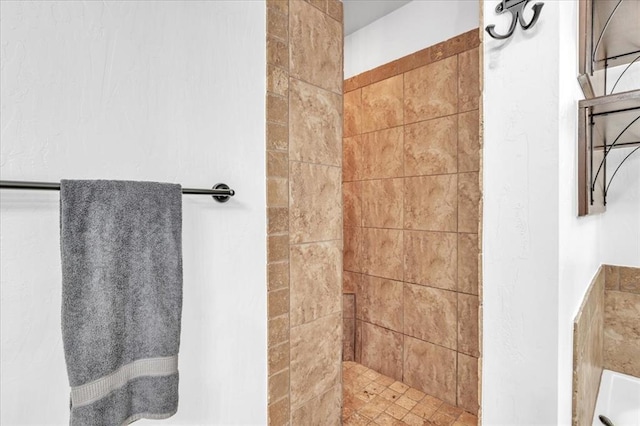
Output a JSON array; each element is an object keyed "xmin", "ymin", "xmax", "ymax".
[{"xmin": 212, "ymin": 183, "xmax": 233, "ymax": 203}]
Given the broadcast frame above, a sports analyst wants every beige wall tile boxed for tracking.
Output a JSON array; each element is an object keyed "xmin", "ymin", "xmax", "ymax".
[
  {"xmin": 268, "ymin": 64, "xmax": 289, "ymax": 97},
  {"xmin": 458, "ymin": 172, "xmax": 480, "ymax": 233},
  {"xmin": 356, "ymin": 275, "xmax": 404, "ymax": 332},
  {"xmin": 291, "ymin": 385, "xmax": 342, "ymax": 426},
  {"xmin": 343, "ymin": 317, "xmax": 355, "ymax": 361},
  {"xmin": 267, "ymin": 37, "xmax": 288, "ymax": 71},
  {"xmin": 267, "ymin": 0, "xmax": 344, "ymax": 420},
  {"xmin": 290, "ymin": 241, "xmax": 342, "ymax": 326},
  {"xmin": 604, "ymin": 264, "xmax": 620, "ymax": 290},
  {"xmin": 268, "ymin": 207, "xmax": 289, "ymax": 235},
  {"xmin": 458, "ymin": 294, "xmax": 479, "ymax": 357},
  {"xmin": 268, "ymin": 151, "xmax": 289, "ymax": 178},
  {"xmin": 290, "ymin": 0, "xmax": 342, "ymax": 94},
  {"xmin": 268, "ymin": 261, "xmax": 289, "ymax": 292},
  {"xmin": 268, "ymin": 121, "xmax": 288, "ymax": 151},
  {"xmin": 458, "ymin": 110, "xmax": 480, "ymax": 173},
  {"xmin": 268, "ymin": 177, "xmax": 288, "ymax": 207},
  {"xmin": 344, "ymin": 226, "xmax": 363, "ymax": 273},
  {"xmin": 457, "ymin": 353, "xmax": 479, "ymax": 414},
  {"xmin": 290, "ymin": 79, "xmax": 342, "ymax": 166},
  {"xmin": 343, "ymin": 271, "xmax": 362, "ymax": 294},
  {"xmin": 572, "ymin": 268, "xmax": 604, "ymax": 426},
  {"xmin": 267, "ymin": 6, "xmax": 288, "ymax": 41},
  {"xmin": 403, "ymin": 336, "xmax": 457, "ymax": 404},
  {"xmin": 363, "ymin": 228, "xmax": 404, "ymax": 281},
  {"xmin": 458, "ymin": 233, "xmax": 479, "ymax": 295},
  {"xmin": 361, "ymin": 75, "xmax": 404, "ymax": 133},
  {"xmin": 404, "ymin": 116, "xmax": 457, "ymax": 176},
  {"xmin": 620, "ymin": 266, "xmax": 640, "ymax": 293},
  {"xmin": 360, "ymin": 322, "xmax": 404, "ymax": 381},
  {"xmin": 576, "ymin": 268, "xmax": 605, "ymax": 332},
  {"xmin": 269, "ymin": 234, "xmax": 290, "ymax": 262},
  {"xmin": 355, "ymin": 319, "xmax": 363, "ymax": 363},
  {"xmin": 267, "ymin": 0, "xmax": 288, "ymax": 15},
  {"xmin": 362, "ymin": 178, "xmax": 404, "ymax": 229},
  {"xmin": 269, "ymin": 342, "xmax": 290, "ymax": 375},
  {"xmin": 269, "ymin": 368, "xmax": 290, "ymax": 403},
  {"xmin": 344, "ymin": 89, "xmax": 362, "ymax": 138},
  {"xmin": 404, "ymin": 230, "xmax": 457, "ymax": 291},
  {"xmin": 269, "ymin": 315, "xmax": 290, "ymax": 347},
  {"xmin": 290, "ymin": 162, "xmax": 341, "ymax": 243},
  {"xmin": 404, "ymin": 284, "xmax": 457, "ymax": 349},
  {"xmin": 604, "ymin": 290, "xmax": 640, "ymax": 377},
  {"xmin": 267, "ymin": 93, "xmax": 288, "ymax": 124},
  {"xmin": 269, "ymin": 288, "xmax": 290, "ymax": 318},
  {"xmin": 291, "ymin": 312, "xmax": 342, "ymax": 407},
  {"xmin": 343, "ymin": 135, "xmax": 362, "ymax": 182},
  {"xmin": 574, "ymin": 314, "xmax": 603, "ymax": 426},
  {"xmin": 404, "ymin": 56, "xmax": 457, "ymax": 124},
  {"xmin": 361, "ymin": 127, "xmax": 404, "ymax": 180},
  {"xmin": 344, "ymin": 294, "xmax": 355, "ymax": 319},
  {"xmin": 458, "ymin": 48, "xmax": 479, "ymax": 113},
  {"xmin": 309, "ymin": 0, "xmax": 327, "ymax": 13},
  {"xmin": 268, "ymin": 396, "xmax": 290, "ymax": 426},
  {"xmin": 327, "ymin": 0, "xmax": 343, "ymax": 23},
  {"xmin": 343, "ymin": 181, "xmax": 362, "ymax": 228},
  {"xmin": 404, "ymin": 175, "xmax": 457, "ymax": 232},
  {"xmin": 341, "ymin": 42, "xmax": 482, "ymax": 417}
]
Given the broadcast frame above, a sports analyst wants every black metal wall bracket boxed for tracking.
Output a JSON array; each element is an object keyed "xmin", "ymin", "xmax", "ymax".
[
  {"xmin": 577, "ymin": 91, "xmax": 640, "ymax": 216},
  {"xmin": 485, "ymin": 0, "xmax": 544, "ymax": 40}
]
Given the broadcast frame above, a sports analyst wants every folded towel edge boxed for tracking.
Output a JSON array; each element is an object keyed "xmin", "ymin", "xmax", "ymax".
[
  {"xmin": 71, "ymin": 355, "xmax": 178, "ymax": 408},
  {"xmin": 121, "ymin": 409, "xmax": 178, "ymax": 426}
]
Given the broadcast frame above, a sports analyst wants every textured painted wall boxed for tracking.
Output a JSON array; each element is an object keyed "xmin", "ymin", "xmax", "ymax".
[
  {"xmin": 483, "ymin": 1, "xmax": 561, "ymax": 423},
  {"xmin": 0, "ymin": 2, "xmax": 267, "ymax": 424},
  {"xmin": 483, "ymin": 0, "xmax": 640, "ymax": 424}
]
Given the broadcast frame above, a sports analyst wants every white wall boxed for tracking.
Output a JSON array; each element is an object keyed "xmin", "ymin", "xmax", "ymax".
[
  {"xmin": 483, "ymin": 1, "xmax": 640, "ymax": 425},
  {"xmin": 556, "ymin": 2, "xmax": 605, "ymax": 424},
  {"xmin": 483, "ymin": 2, "xmax": 561, "ymax": 423},
  {"xmin": 0, "ymin": 2, "xmax": 267, "ymax": 425},
  {"xmin": 598, "ymin": 62, "xmax": 640, "ymax": 268},
  {"xmin": 344, "ymin": 0, "xmax": 479, "ymax": 78}
]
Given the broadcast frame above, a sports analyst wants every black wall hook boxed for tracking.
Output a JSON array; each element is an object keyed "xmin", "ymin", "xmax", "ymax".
[{"xmin": 486, "ymin": 0, "xmax": 544, "ymax": 40}]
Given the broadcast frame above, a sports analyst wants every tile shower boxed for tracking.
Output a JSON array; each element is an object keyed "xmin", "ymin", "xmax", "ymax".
[
  {"xmin": 342, "ymin": 29, "xmax": 481, "ymax": 418},
  {"xmin": 266, "ymin": 0, "xmax": 344, "ymax": 424}
]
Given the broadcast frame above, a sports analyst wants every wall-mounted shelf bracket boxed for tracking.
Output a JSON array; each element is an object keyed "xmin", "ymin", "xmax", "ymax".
[
  {"xmin": 578, "ymin": 0, "xmax": 640, "ymax": 99},
  {"xmin": 578, "ymin": 90, "xmax": 640, "ymax": 216}
]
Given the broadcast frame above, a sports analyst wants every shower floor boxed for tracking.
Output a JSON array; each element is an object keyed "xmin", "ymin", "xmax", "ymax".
[{"xmin": 342, "ymin": 362, "xmax": 477, "ymax": 426}]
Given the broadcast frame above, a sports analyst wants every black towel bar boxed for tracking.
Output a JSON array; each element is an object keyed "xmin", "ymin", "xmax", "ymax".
[{"xmin": 0, "ymin": 180, "xmax": 235, "ymax": 203}]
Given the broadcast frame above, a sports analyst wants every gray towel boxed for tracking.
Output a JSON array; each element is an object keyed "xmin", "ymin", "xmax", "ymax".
[{"xmin": 60, "ymin": 180, "xmax": 183, "ymax": 426}]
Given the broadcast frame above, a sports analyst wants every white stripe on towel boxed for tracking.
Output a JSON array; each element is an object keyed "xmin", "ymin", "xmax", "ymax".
[{"xmin": 71, "ymin": 355, "xmax": 178, "ymax": 407}]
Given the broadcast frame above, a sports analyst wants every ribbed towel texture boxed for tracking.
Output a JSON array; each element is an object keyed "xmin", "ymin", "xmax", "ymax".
[{"xmin": 60, "ymin": 180, "xmax": 183, "ymax": 426}]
